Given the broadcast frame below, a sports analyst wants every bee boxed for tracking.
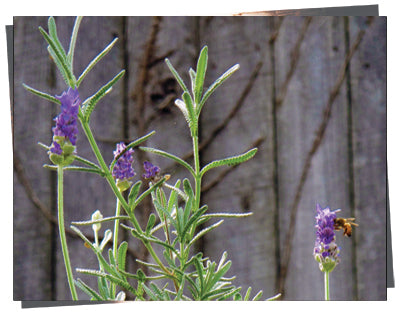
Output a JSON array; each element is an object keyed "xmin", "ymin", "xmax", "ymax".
[{"xmin": 334, "ymin": 217, "xmax": 358, "ymax": 237}]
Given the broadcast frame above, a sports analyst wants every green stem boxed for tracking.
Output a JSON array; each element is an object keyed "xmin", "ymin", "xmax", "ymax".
[
  {"xmin": 57, "ymin": 165, "xmax": 78, "ymax": 300},
  {"xmin": 192, "ymin": 135, "xmax": 202, "ymax": 211},
  {"xmin": 324, "ymin": 271, "xmax": 330, "ymax": 300},
  {"xmin": 80, "ymin": 120, "xmax": 141, "ymax": 230},
  {"xmin": 111, "ymin": 197, "xmax": 122, "ymax": 298},
  {"xmin": 79, "ymin": 119, "xmax": 171, "ymax": 281}
]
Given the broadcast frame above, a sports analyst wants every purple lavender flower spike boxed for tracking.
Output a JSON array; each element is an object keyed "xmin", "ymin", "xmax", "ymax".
[
  {"xmin": 52, "ymin": 87, "xmax": 80, "ymax": 146},
  {"xmin": 112, "ymin": 142, "xmax": 136, "ymax": 181},
  {"xmin": 143, "ymin": 161, "xmax": 160, "ymax": 179},
  {"xmin": 313, "ymin": 204, "xmax": 340, "ymax": 273}
]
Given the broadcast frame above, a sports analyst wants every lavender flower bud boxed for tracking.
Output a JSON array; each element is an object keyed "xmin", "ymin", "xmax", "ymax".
[
  {"xmin": 142, "ymin": 161, "xmax": 160, "ymax": 180},
  {"xmin": 112, "ymin": 142, "xmax": 136, "ymax": 191},
  {"xmin": 313, "ymin": 204, "xmax": 340, "ymax": 273},
  {"xmin": 91, "ymin": 210, "xmax": 103, "ymax": 233}
]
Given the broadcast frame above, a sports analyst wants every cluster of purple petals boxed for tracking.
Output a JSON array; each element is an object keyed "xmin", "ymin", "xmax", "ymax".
[
  {"xmin": 112, "ymin": 142, "xmax": 136, "ymax": 181},
  {"xmin": 313, "ymin": 204, "xmax": 340, "ymax": 262},
  {"xmin": 50, "ymin": 141, "xmax": 62, "ymax": 155},
  {"xmin": 51, "ymin": 87, "xmax": 80, "ymax": 154},
  {"xmin": 143, "ymin": 161, "xmax": 160, "ymax": 179}
]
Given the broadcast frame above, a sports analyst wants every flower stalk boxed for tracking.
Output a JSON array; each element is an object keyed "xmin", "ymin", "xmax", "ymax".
[{"xmin": 57, "ymin": 165, "xmax": 78, "ymax": 300}]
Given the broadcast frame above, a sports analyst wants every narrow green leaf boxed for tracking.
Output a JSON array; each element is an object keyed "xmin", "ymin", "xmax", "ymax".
[
  {"xmin": 252, "ymin": 290, "xmax": 264, "ymax": 301},
  {"xmin": 142, "ymin": 284, "xmax": 158, "ymax": 300},
  {"xmin": 73, "ymin": 155, "xmax": 101, "ymax": 170},
  {"xmin": 77, "ymin": 37, "xmax": 119, "ymax": 87},
  {"xmin": 117, "ymin": 241, "xmax": 128, "ymax": 272},
  {"xmin": 152, "ymin": 199, "xmax": 178, "ymax": 231},
  {"xmin": 67, "ymin": 16, "xmax": 83, "ymax": 69},
  {"xmin": 46, "ymin": 46, "xmax": 71, "ymax": 86},
  {"xmin": 165, "ymin": 58, "xmax": 189, "ymax": 94},
  {"xmin": 208, "ymin": 260, "xmax": 232, "ymax": 290},
  {"xmin": 47, "ymin": 17, "xmax": 69, "ymax": 65},
  {"xmin": 74, "ymin": 279, "xmax": 104, "ymax": 300},
  {"xmin": 182, "ymin": 91, "xmax": 197, "ymax": 134},
  {"xmin": 180, "ymin": 205, "xmax": 208, "ymax": 241},
  {"xmin": 145, "ymin": 213, "xmax": 157, "ymax": 235},
  {"xmin": 108, "ymin": 248, "xmax": 116, "ymax": 267},
  {"xmin": 194, "ymin": 46, "xmax": 208, "ymax": 104},
  {"xmin": 189, "ymin": 68, "xmax": 196, "ymax": 97},
  {"xmin": 167, "ymin": 180, "xmax": 181, "ymax": 213},
  {"xmin": 198, "ymin": 64, "xmax": 240, "ymax": 115},
  {"xmin": 128, "ymin": 181, "xmax": 142, "ymax": 208},
  {"xmin": 200, "ymin": 212, "xmax": 253, "ymax": 220},
  {"xmin": 39, "ymin": 26, "xmax": 75, "ymax": 86},
  {"xmin": 200, "ymin": 148, "xmax": 257, "ymax": 177},
  {"xmin": 70, "ymin": 225, "xmax": 97, "ymax": 252},
  {"xmin": 186, "ymin": 220, "xmax": 224, "ymax": 251},
  {"xmin": 243, "ymin": 287, "xmax": 252, "ymax": 301},
  {"xmin": 193, "ymin": 257, "xmax": 205, "ymax": 292},
  {"xmin": 183, "ymin": 179, "xmax": 194, "ymax": 203},
  {"xmin": 140, "ymin": 147, "xmax": 195, "ymax": 177},
  {"xmin": 98, "ymin": 276, "xmax": 110, "ymax": 299},
  {"xmin": 22, "ymin": 84, "xmax": 60, "ymax": 104},
  {"xmin": 202, "ymin": 286, "xmax": 236, "ymax": 300},
  {"xmin": 43, "ymin": 164, "xmax": 105, "ymax": 176},
  {"xmin": 162, "ymin": 250, "xmax": 176, "ymax": 268},
  {"xmin": 266, "ymin": 293, "xmax": 281, "ymax": 301},
  {"xmin": 71, "ymin": 215, "xmax": 130, "ymax": 226},
  {"xmin": 82, "ymin": 69, "xmax": 125, "ymax": 121},
  {"xmin": 134, "ymin": 177, "xmax": 166, "ymax": 208},
  {"xmin": 176, "ymin": 207, "xmax": 185, "ymax": 237}
]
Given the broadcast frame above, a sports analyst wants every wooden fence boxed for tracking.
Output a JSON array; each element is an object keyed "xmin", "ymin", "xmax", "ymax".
[{"xmin": 13, "ymin": 16, "xmax": 386, "ymax": 300}]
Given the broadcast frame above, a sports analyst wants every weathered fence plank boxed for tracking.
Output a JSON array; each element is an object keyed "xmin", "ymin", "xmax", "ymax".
[
  {"xmin": 13, "ymin": 16, "xmax": 54, "ymax": 300},
  {"xmin": 199, "ymin": 16, "xmax": 277, "ymax": 297},
  {"xmin": 273, "ymin": 16, "xmax": 355, "ymax": 300},
  {"xmin": 349, "ymin": 17, "xmax": 387, "ymax": 300}
]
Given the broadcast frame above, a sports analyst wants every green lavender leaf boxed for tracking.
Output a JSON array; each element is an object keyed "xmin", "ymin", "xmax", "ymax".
[
  {"xmin": 71, "ymin": 215, "xmax": 130, "ymax": 227},
  {"xmin": 140, "ymin": 146, "xmax": 195, "ymax": 177},
  {"xmin": 128, "ymin": 181, "xmax": 142, "ymax": 207},
  {"xmin": 180, "ymin": 205, "xmax": 208, "ymax": 241},
  {"xmin": 200, "ymin": 148, "xmax": 257, "ymax": 177},
  {"xmin": 81, "ymin": 69, "xmax": 125, "ymax": 121},
  {"xmin": 167, "ymin": 180, "xmax": 181, "ymax": 213},
  {"xmin": 22, "ymin": 84, "xmax": 60, "ymax": 104},
  {"xmin": 194, "ymin": 46, "xmax": 208, "ymax": 105},
  {"xmin": 74, "ymin": 278, "xmax": 104, "ymax": 300},
  {"xmin": 145, "ymin": 213, "xmax": 157, "ymax": 235},
  {"xmin": 117, "ymin": 241, "xmax": 128, "ymax": 271},
  {"xmin": 43, "ymin": 164, "xmax": 105, "ymax": 176},
  {"xmin": 67, "ymin": 16, "xmax": 83, "ymax": 68},
  {"xmin": 185, "ymin": 220, "xmax": 224, "ymax": 252},
  {"xmin": 198, "ymin": 64, "xmax": 240, "ymax": 115},
  {"xmin": 182, "ymin": 91, "xmax": 197, "ymax": 135},
  {"xmin": 165, "ymin": 58, "xmax": 190, "ymax": 94},
  {"xmin": 77, "ymin": 37, "xmax": 119, "ymax": 87},
  {"xmin": 39, "ymin": 26, "xmax": 75, "ymax": 87},
  {"xmin": 47, "ymin": 46, "xmax": 73, "ymax": 87},
  {"xmin": 47, "ymin": 17, "xmax": 68, "ymax": 63}
]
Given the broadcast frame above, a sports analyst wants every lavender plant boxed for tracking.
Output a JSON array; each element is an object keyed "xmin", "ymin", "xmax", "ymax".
[{"xmin": 24, "ymin": 16, "xmax": 279, "ymax": 301}]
